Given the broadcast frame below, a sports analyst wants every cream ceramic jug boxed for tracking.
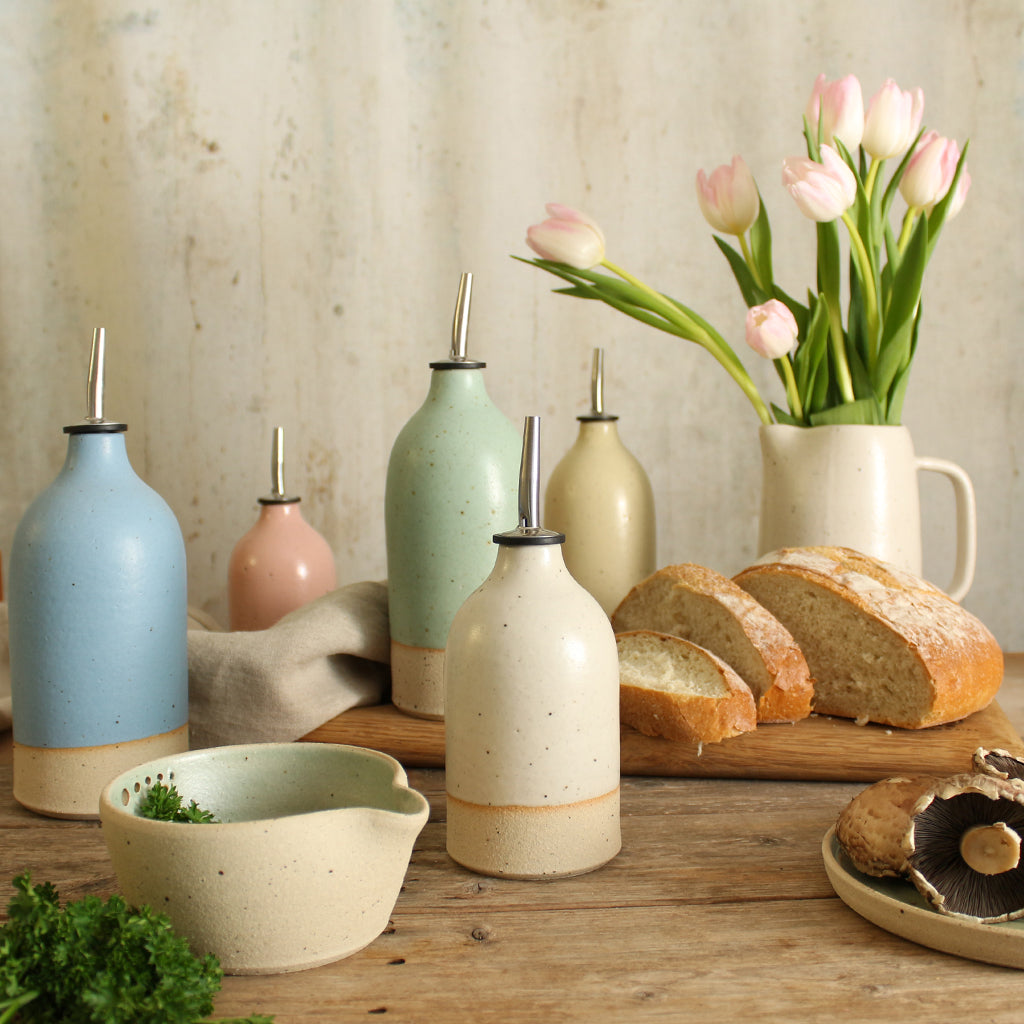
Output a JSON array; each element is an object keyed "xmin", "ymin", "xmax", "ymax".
[{"xmin": 758, "ymin": 423, "xmax": 976, "ymax": 601}]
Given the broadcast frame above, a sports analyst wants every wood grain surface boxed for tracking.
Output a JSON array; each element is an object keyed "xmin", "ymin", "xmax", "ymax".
[
  {"xmin": 303, "ymin": 700, "xmax": 1024, "ymax": 781},
  {"xmin": 3, "ymin": 657, "xmax": 1024, "ymax": 1022}
]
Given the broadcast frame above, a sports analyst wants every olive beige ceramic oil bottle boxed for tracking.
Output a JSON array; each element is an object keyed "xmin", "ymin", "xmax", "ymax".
[
  {"xmin": 8, "ymin": 328, "xmax": 188, "ymax": 819},
  {"xmin": 445, "ymin": 416, "xmax": 621, "ymax": 878},
  {"xmin": 228, "ymin": 426, "xmax": 337, "ymax": 631},
  {"xmin": 544, "ymin": 348, "xmax": 656, "ymax": 615},
  {"xmin": 384, "ymin": 272, "xmax": 520, "ymax": 719}
]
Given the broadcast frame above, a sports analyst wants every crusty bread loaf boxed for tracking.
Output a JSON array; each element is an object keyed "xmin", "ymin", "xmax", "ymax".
[
  {"xmin": 734, "ymin": 546, "xmax": 1003, "ymax": 729},
  {"xmin": 611, "ymin": 563, "xmax": 813, "ymax": 724},
  {"xmin": 616, "ymin": 629, "xmax": 757, "ymax": 744}
]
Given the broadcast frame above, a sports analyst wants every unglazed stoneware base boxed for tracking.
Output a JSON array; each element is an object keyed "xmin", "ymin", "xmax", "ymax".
[
  {"xmin": 446, "ymin": 786, "xmax": 621, "ymax": 878},
  {"xmin": 391, "ymin": 640, "xmax": 445, "ymax": 719},
  {"xmin": 100, "ymin": 742, "xmax": 428, "ymax": 975},
  {"xmin": 13, "ymin": 724, "xmax": 189, "ymax": 820}
]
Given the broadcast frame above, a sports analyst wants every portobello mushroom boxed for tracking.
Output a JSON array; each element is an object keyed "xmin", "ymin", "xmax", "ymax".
[
  {"xmin": 972, "ymin": 747, "xmax": 1024, "ymax": 784},
  {"xmin": 905, "ymin": 773, "xmax": 1024, "ymax": 923}
]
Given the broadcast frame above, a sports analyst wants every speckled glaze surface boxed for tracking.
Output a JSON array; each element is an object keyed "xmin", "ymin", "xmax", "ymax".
[
  {"xmin": 99, "ymin": 742, "xmax": 429, "ymax": 975},
  {"xmin": 444, "ymin": 543, "xmax": 621, "ymax": 878},
  {"xmin": 385, "ymin": 367, "xmax": 519, "ymax": 718},
  {"xmin": 544, "ymin": 419, "xmax": 656, "ymax": 616},
  {"xmin": 228, "ymin": 502, "xmax": 337, "ymax": 631},
  {"xmin": 758, "ymin": 424, "xmax": 976, "ymax": 601},
  {"xmin": 9, "ymin": 430, "xmax": 188, "ymax": 818}
]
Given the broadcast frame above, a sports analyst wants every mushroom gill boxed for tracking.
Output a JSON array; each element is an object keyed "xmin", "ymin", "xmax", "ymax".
[
  {"xmin": 972, "ymin": 747, "xmax": 1024, "ymax": 784},
  {"xmin": 906, "ymin": 774, "xmax": 1024, "ymax": 923}
]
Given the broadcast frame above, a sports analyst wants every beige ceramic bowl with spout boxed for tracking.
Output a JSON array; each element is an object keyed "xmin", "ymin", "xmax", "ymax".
[{"xmin": 99, "ymin": 742, "xmax": 429, "ymax": 975}]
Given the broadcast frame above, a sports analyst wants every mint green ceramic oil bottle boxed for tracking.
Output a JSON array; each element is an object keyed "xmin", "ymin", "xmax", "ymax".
[{"xmin": 384, "ymin": 273, "xmax": 520, "ymax": 719}]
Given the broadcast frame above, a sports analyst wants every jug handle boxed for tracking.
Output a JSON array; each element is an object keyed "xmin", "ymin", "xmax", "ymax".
[{"xmin": 916, "ymin": 456, "xmax": 976, "ymax": 603}]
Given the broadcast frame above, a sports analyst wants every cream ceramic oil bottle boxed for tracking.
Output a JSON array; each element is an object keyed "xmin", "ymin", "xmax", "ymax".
[
  {"xmin": 544, "ymin": 348, "xmax": 656, "ymax": 615},
  {"xmin": 445, "ymin": 416, "xmax": 621, "ymax": 878}
]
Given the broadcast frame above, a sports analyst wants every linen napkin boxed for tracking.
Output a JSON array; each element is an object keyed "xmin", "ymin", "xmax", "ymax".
[
  {"xmin": 187, "ymin": 581, "xmax": 389, "ymax": 748},
  {"xmin": 0, "ymin": 581, "xmax": 391, "ymax": 748}
]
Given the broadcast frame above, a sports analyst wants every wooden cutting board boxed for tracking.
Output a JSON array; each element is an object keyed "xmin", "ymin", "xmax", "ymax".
[{"xmin": 302, "ymin": 701, "xmax": 1024, "ymax": 782}]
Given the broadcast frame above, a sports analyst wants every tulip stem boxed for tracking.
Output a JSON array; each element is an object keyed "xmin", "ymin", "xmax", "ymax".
[
  {"xmin": 897, "ymin": 208, "xmax": 918, "ymax": 253},
  {"xmin": 864, "ymin": 158, "xmax": 881, "ymax": 201},
  {"xmin": 778, "ymin": 355, "xmax": 804, "ymax": 422},
  {"xmin": 601, "ymin": 258, "xmax": 773, "ymax": 425},
  {"xmin": 825, "ymin": 298, "xmax": 856, "ymax": 405},
  {"xmin": 738, "ymin": 234, "xmax": 764, "ymax": 292},
  {"xmin": 841, "ymin": 211, "xmax": 881, "ymax": 367}
]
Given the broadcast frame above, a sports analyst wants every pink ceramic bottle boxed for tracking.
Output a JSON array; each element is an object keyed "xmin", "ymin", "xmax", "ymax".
[{"xmin": 228, "ymin": 427, "xmax": 337, "ymax": 631}]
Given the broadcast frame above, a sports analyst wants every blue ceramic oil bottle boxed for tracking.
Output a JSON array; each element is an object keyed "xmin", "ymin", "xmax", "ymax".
[
  {"xmin": 8, "ymin": 328, "xmax": 188, "ymax": 818},
  {"xmin": 384, "ymin": 273, "xmax": 520, "ymax": 719}
]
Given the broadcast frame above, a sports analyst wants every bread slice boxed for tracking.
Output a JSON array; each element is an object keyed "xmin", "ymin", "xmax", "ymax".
[
  {"xmin": 734, "ymin": 546, "xmax": 1003, "ymax": 729},
  {"xmin": 616, "ymin": 629, "xmax": 757, "ymax": 744},
  {"xmin": 611, "ymin": 563, "xmax": 813, "ymax": 723}
]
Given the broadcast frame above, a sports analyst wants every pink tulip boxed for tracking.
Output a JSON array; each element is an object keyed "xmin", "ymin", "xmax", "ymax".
[
  {"xmin": 746, "ymin": 300, "xmax": 798, "ymax": 360},
  {"xmin": 782, "ymin": 145, "xmax": 857, "ymax": 222},
  {"xmin": 806, "ymin": 73, "xmax": 864, "ymax": 151},
  {"xmin": 899, "ymin": 132, "xmax": 969, "ymax": 214},
  {"xmin": 862, "ymin": 79, "xmax": 925, "ymax": 160},
  {"xmin": 526, "ymin": 203, "xmax": 606, "ymax": 269},
  {"xmin": 945, "ymin": 166, "xmax": 972, "ymax": 221},
  {"xmin": 695, "ymin": 156, "xmax": 760, "ymax": 235}
]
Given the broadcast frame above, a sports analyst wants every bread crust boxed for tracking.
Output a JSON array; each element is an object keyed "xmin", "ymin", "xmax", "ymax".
[
  {"xmin": 612, "ymin": 563, "xmax": 813, "ymax": 724},
  {"xmin": 734, "ymin": 546, "xmax": 1004, "ymax": 729},
  {"xmin": 616, "ymin": 629, "xmax": 757, "ymax": 744}
]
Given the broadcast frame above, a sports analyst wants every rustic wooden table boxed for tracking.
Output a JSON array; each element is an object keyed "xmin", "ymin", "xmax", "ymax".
[{"xmin": 3, "ymin": 657, "xmax": 1024, "ymax": 1023}]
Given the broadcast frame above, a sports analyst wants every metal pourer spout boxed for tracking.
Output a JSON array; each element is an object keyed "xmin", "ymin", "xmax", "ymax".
[
  {"xmin": 64, "ymin": 327, "xmax": 127, "ymax": 435},
  {"xmin": 494, "ymin": 416, "xmax": 565, "ymax": 545},
  {"xmin": 430, "ymin": 272, "xmax": 485, "ymax": 370},
  {"xmin": 86, "ymin": 327, "xmax": 106, "ymax": 423},
  {"xmin": 260, "ymin": 426, "xmax": 299, "ymax": 504},
  {"xmin": 519, "ymin": 415, "xmax": 540, "ymax": 529},
  {"xmin": 581, "ymin": 346, "xmax": 618, "ymax": 422},
  {"xmin": 590, "ymin": 348, "xmax": 604, "ymax": 416},
  {"xmin": 450, "ymin": 272, "xmax": 472, "ymax": 360}
]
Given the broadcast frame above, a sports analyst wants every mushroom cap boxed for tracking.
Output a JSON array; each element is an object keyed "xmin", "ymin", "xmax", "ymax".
[
  {"xmin": 905, "ymin": 773, "xmax": 1024, "ymax": 922},
  {"xmin": 972, "ymin": 746, "xmax": 1024, "ymax": 784},
  {"xmin": 836, "ymin": 775, "xmax": 938, "ymax": 877}
]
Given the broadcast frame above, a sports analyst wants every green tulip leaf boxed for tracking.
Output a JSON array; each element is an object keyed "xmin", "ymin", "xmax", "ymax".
[
  {"xmin": 749, "ymin": 189, "xmax": 775, "ymax": 290},
  {"xmin": 770, "ymin": 402, "xmax": 802, "ymax": 426},
  {"xmin": 809, "ymin": 397, "xmax": 883, "ymax": 426},
  {"xmin": 924, "ymin": 140, "xmax": 970, "ymax": 260},
  {"xmin": 713, "ymin": 236, "xmax": 766, "ymax": 307}
]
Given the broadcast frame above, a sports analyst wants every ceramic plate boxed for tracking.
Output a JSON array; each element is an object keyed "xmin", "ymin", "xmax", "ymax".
[{"xmin": 822, "ymin": 826, "xmax": 1024, "ymax": 969}]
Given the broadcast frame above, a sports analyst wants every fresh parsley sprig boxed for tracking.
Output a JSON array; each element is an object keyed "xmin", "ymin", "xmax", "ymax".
[
  {"xmin": 0, "ymin": 873, "xmax": 272, "ymax": 1023},
  {"xmin": 138, "ymin": 781, "xmax": 218, "ymax": 824}
]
